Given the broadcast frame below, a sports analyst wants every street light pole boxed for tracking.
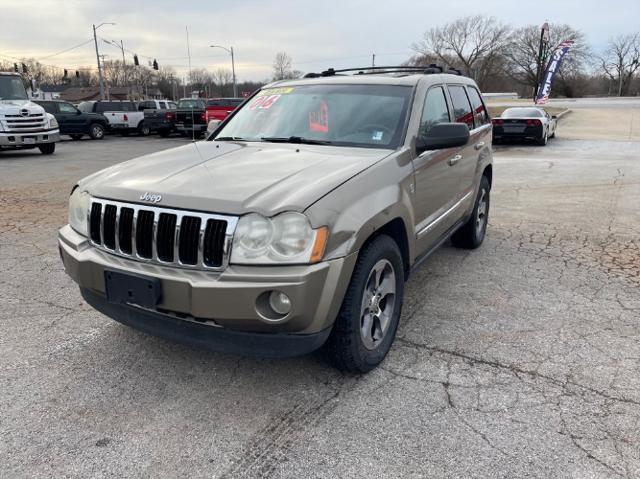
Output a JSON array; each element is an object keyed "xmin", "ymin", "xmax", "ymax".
[
  {"xmin": 92, "ymin": 22, "xmax": 115, "ymax": 100},
  {"xmin": 210, "ymin": 45, "xmax": 237, "ymax": 97},
  {"xmin": 534, "ymin": 22, "xmax": 550, "ymax": 103}
]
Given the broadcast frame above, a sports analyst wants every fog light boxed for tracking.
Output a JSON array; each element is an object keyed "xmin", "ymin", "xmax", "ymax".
[{"xmin": 269, "ymin": 291, "xmax": 291, "ymax": 316}]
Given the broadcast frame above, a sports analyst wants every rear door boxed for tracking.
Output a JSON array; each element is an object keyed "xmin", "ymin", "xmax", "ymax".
[
  {"xmin": 411, "ymin": 84, "xmax": 467, "ymax": 252},
  {"xmin": 444, "ymin": 84, "xmax": 481, "ymax": 210},
  {"xmin": 456, "ymin": 85, "xmax": 491, "ymax": 197}
]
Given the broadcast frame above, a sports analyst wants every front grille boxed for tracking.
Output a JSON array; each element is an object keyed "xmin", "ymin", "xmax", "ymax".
[
  {"xmin": 3, "ymin": 114, "xmax": 47, "ymax": 133},
  {"xmin": 88, "ymin": 198, "xmax": 236, "ymax": 270}
]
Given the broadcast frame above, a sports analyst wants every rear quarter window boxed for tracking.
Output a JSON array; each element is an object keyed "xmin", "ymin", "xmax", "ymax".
[
  {"xmin": 466, "ymin": 87, "xmax": 490, "ymax": 126},
  {"xmin": 447, "ymin": 85, "xmax": 475, "ymax": 130}
]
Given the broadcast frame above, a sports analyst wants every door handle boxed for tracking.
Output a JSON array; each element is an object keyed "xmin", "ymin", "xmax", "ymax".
[
  {"xmin": 474, "ymin": 141, "xmax": 485, "ymax": 150},
  {"xmin": 448, "ymin": 154, "xmax": 462, "ymax": 166}
]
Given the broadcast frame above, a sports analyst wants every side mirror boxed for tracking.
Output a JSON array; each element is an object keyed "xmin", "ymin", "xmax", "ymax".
[
  {"xmin": 207, "ymin": 119, "xmax": 222, "ymax": 134},
  {"xmin": 416, "ymin": 123, "xmax": 470, "ymax": 154}
]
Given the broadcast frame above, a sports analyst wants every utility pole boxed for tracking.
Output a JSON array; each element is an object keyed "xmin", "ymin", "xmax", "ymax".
[
  {"xmin": 210, "ymin": 45, "xmax": 237, "ymax": 97},
  {"xmin": 372, "ymin": 53, "xmax": 376, "ymax": 68},
  {"xmin": 92, "ymin": 22, "xmax": 115, "ymax": 100}
]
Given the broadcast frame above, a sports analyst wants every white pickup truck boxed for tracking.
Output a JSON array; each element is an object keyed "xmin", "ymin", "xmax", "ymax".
[
  {"xmin": 0, "ymin": 72, "xmax": 60, "ymax": 154},
  {"xmin": 77, "ymin": 100, "xmax": 146, "ymax": 136}
]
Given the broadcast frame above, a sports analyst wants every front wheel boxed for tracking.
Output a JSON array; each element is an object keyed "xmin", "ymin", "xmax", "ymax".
[
  {"xmin": 89, "ymin": 123, "xmax": 105, "ymax": 140},
  {"xmin": 39, "ymin": 143, "xmax": 56, "ymax": 155},
  {"xmin": 451, "ymin": 175, "xmax": 490, "ymax": 249},
  {"xmin": 325, "ymin": 235, "xmax": 404, "ymax": 373},
  {"xmin": 138, "ymin": 122, "xmax": 150, "ymax": 136}
]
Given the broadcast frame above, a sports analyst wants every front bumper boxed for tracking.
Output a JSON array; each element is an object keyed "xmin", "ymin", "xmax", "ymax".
[
  {"xmin": 0, "ymin": 129, "xmax": 59, "ymax": 146},
  {"xmin": 58, "ymin": 225, "xmax": 356, "ymax": 352}
]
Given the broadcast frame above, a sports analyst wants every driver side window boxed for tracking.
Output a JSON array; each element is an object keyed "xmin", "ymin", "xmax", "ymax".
[
  {"xmin": 58, "ymin": 102, "xmax": 77, "ymax": 114},
  {"xmin": 419, "ymin": 86, "xmax": 450, "ymax": 137}
]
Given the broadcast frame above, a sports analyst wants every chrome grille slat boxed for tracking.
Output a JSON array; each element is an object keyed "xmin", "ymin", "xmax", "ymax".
[{"xmin": 88, "ymin": 197, "xmax": 237, "ymax": 271}]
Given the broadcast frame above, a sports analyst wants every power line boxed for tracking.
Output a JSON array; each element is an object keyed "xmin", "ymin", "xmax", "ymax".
[{"xmin": 40, "ymin": 39, "xmax": 94, "ymax": 59}]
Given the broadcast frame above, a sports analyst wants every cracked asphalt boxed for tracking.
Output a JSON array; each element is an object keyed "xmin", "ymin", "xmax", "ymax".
[{"xmin": 1, "ymin": 109, "xmax": 639, "ymax": 478}]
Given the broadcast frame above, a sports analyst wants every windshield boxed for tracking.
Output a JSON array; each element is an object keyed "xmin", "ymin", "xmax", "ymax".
[
  {"xmin": 0, "ymin": 76, "xmax": 28, "ymax": 100},
  {"xmin": 177, "ymin": 99, "xmax": 205, "ymax": 109},
  {"xmin": 213, "ymin": 84, "xmax": 412, "ymax": 149},
  {"xmin": 502, "ymin": 108, "xmax": 543, "ymax": 118}
]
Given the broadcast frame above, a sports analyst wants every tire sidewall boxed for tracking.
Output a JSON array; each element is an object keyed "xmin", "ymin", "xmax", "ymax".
[
  {"xmin": 339, "ymin": 236, "xmax": 404, "ymax": 371},
  {"xmin": 90, "ymin": 123, "xmax": 105, "ymax": 140},
  {"xmin": 471, "ymin": 176, "xmax": 490, "ymax": 245}
]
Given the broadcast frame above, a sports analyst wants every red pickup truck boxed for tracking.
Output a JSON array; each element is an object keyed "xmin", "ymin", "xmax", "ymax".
[{"xmin": 205, "ymin": 98, "xmax": 244, "ymax": 123}]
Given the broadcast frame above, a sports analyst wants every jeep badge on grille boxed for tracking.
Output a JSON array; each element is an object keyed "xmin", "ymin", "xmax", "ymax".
[{"xmin": 140, "ymin": 192, "xmax": 162, "ymax": 203}]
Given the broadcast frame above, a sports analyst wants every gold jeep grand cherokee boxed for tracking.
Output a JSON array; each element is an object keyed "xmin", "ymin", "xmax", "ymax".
[{"xmin": 59, "ymin": 65, "xmax": 493, "ymax": 373}]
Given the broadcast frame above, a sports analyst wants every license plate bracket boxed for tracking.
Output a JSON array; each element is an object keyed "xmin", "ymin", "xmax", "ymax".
[
  {"xmin": 23, "ymin": 137, "xmax": 36, "ymax": 144},
  {"xmin": 104, "ymin": 270, "xmax": 161, "ymax": 308}
]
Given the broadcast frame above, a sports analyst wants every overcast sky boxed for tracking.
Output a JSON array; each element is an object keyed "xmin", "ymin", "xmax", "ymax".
[{"xmin": 0, "ymin": 0, "xmax": 638, "ymax": 81}]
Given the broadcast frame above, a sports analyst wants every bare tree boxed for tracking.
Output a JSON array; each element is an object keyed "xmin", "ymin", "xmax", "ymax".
[
  {"xmin": 411, "ymin": 15, "xmax": 511, "ymax": 89},
  {"xmin": 599, "ymin": 34, "xmax": 640, "ymax": 96},
  {"xmin": 272, "ymin": 52, "xmax": 302, "ymax": 81},
  {"xmin": 504, "ymin": 24, "xmax": 589, "ymax": 96},
  {"xmin": 212, "ymin": 68, "xmax": 232, "ymax": 96}
]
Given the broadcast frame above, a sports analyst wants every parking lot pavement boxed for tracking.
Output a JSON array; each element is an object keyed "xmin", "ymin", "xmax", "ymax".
[{"xmin": 1, "ymin": 126, "xmax": 639, "ymax": 478}]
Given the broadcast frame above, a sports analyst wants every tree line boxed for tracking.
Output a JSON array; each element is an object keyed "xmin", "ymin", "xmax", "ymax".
[{"xmin": 407, "ymin": 15, "xmax": 640, "ymax": 98}]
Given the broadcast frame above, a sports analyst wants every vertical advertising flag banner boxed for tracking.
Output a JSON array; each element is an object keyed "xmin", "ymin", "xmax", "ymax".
[{"xmin": 535, "ymin": 40, "xmax": 574, "ymax": 105}]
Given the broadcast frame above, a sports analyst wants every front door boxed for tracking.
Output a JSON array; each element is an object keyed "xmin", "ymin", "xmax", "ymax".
[
  {"xmin": 56, "ymin": 102, "xmax": 84, "ymax": 134},
  {"xmin": 411, "ymin": 85, "xmax": 467, "ymax": 254}
]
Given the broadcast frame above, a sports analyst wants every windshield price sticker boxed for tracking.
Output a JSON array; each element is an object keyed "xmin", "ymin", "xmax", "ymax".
[
  {"xmin": 249, "ymin": 94, "xmax": 281, "ymax": 110},
  {"xmin": 256, "ymin": 87, "xmax": 295, "ymax": 97}
]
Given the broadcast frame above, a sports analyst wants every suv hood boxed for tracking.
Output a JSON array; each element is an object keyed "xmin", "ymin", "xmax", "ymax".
[{"xmin": 81, "ymin": 141, "xmax": 392, "ymax": 216}]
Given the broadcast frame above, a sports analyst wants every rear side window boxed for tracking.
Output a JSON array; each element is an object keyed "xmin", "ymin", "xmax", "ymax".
[
  {"xmin": 466, "ymin": 87, "xmax": 489, "ymax": 126},
  {"xmin": 419, "ymin": 86, "xmax": 450, "ymax": 136},
  {"xmin": 168, "ymin": 102, "xmax": 177, "ymax": 109},
  {"xmin": 95, "ymin": 102, "xmax": 114, "ymax": 113},
  {"xmin": 447, "ymin": 85, "xmax": 474, "ymax": 129},
  {"xmin": 159, "ymin": 102, "xmax": 166, "ymax": 109}
]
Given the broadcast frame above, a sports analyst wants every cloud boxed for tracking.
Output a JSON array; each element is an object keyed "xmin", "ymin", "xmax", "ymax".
[{"xmin": 0, "ymin": 0, "xmax": 638, "ymax": 81}]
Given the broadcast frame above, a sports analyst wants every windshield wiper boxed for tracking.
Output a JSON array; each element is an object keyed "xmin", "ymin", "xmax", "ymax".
[
  {"xmin": 261, "ymin": 136, "xmax": 332, "ymax": 145},
  {"xmin": 215, "ymin": 136, "xmax": 250, "ymax": 141}
]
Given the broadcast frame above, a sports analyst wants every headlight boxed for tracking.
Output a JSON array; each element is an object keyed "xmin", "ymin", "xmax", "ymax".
[
  {"xmin": 68, "ymin": 188, "xmax": 90, "ymax": 236},
  {"xmin": 47, "ymin": 114, "xmax": 58, "ymax": 129},
  {"xmin": 230, "ymin": 212, "xmax": 328, "ymax": 265}
]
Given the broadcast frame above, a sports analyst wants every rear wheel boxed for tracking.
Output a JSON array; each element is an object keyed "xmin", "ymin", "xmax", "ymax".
[
  {"xmin": 89, "ymin": 123, "xmax": 105, "ymax": 140},
  {"xmin": 38, "ymin": 143, "xmax": 55, "ymax": 155},
  {"xmin": 451, "ymin": 175, "xmax": 490, "ymax": 249},
  {"xmin": 325, "ymin": 235, "xmax": 404, "ymax": 373},
  {"xmin": 536, "ymin": 129, "xmax": 548, "ymax": 146}
]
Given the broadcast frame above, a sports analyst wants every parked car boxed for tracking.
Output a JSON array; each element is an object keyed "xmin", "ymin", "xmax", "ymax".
[
  {"xmin": 77, "ymin": 100, "xmax": 146, "ymax": 136},
  {"xmin": 58, "ymin": 66, "xmax": 493, "ymax": 373},
  {"xmin": 139, "ymin": 100, "xmax": 177, "ymax": 137},
  {"xmin": 0, "ymin": 72, "xmax": 59, "ymax": 154},
  {"xmin": 175, "ymin": 98, "xmax": 207, "ymax": 137},
  {"xmin": 205, "ymin": 98, "xmax": 244, "ymax": 123},
  {"xmin": 35, "ymin": 100, "xmax": 108, "ymax": 140},
  {"xmin": 491, "ymin": 107, "xmax": 557, "ymax": 146}
]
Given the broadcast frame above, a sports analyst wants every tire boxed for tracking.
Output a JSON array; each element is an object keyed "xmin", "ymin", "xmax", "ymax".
[
  {"xmin": 138, "ymin": 121, "xmax": 150, "ymax": 136},
  {"xmin": 325, "ymin": 234, "xmax": 404, "ymax": 373},
  {"xmin": 451, "ymin": 175, "xmax": 490, "ymax": 249},
  {"xmin": 536, "ymin": 129, "xmax": 548, "ymax": 146},
  {"xmin": 158, "ymin": 128, "xmax": 170, "ymax": 138},
  {"xmin": 38, "ymin": 143, "xmax": 55, "ymax": 155},
  {"xmin": 69, "ymin": 134, "xmax": 83, "ymax": 141},
  {"xmin": 89, "ymin": 123, "xmax": 105, "ymax": 140},
  {"xmin": 550, "ymin": 127, "xmax": 556, "ymax": 139}
]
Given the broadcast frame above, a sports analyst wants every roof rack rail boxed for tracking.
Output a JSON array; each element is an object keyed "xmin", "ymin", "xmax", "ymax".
[{"xmin": 303, "ymin": 64, "xmax": 465, "ymax": 78}]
